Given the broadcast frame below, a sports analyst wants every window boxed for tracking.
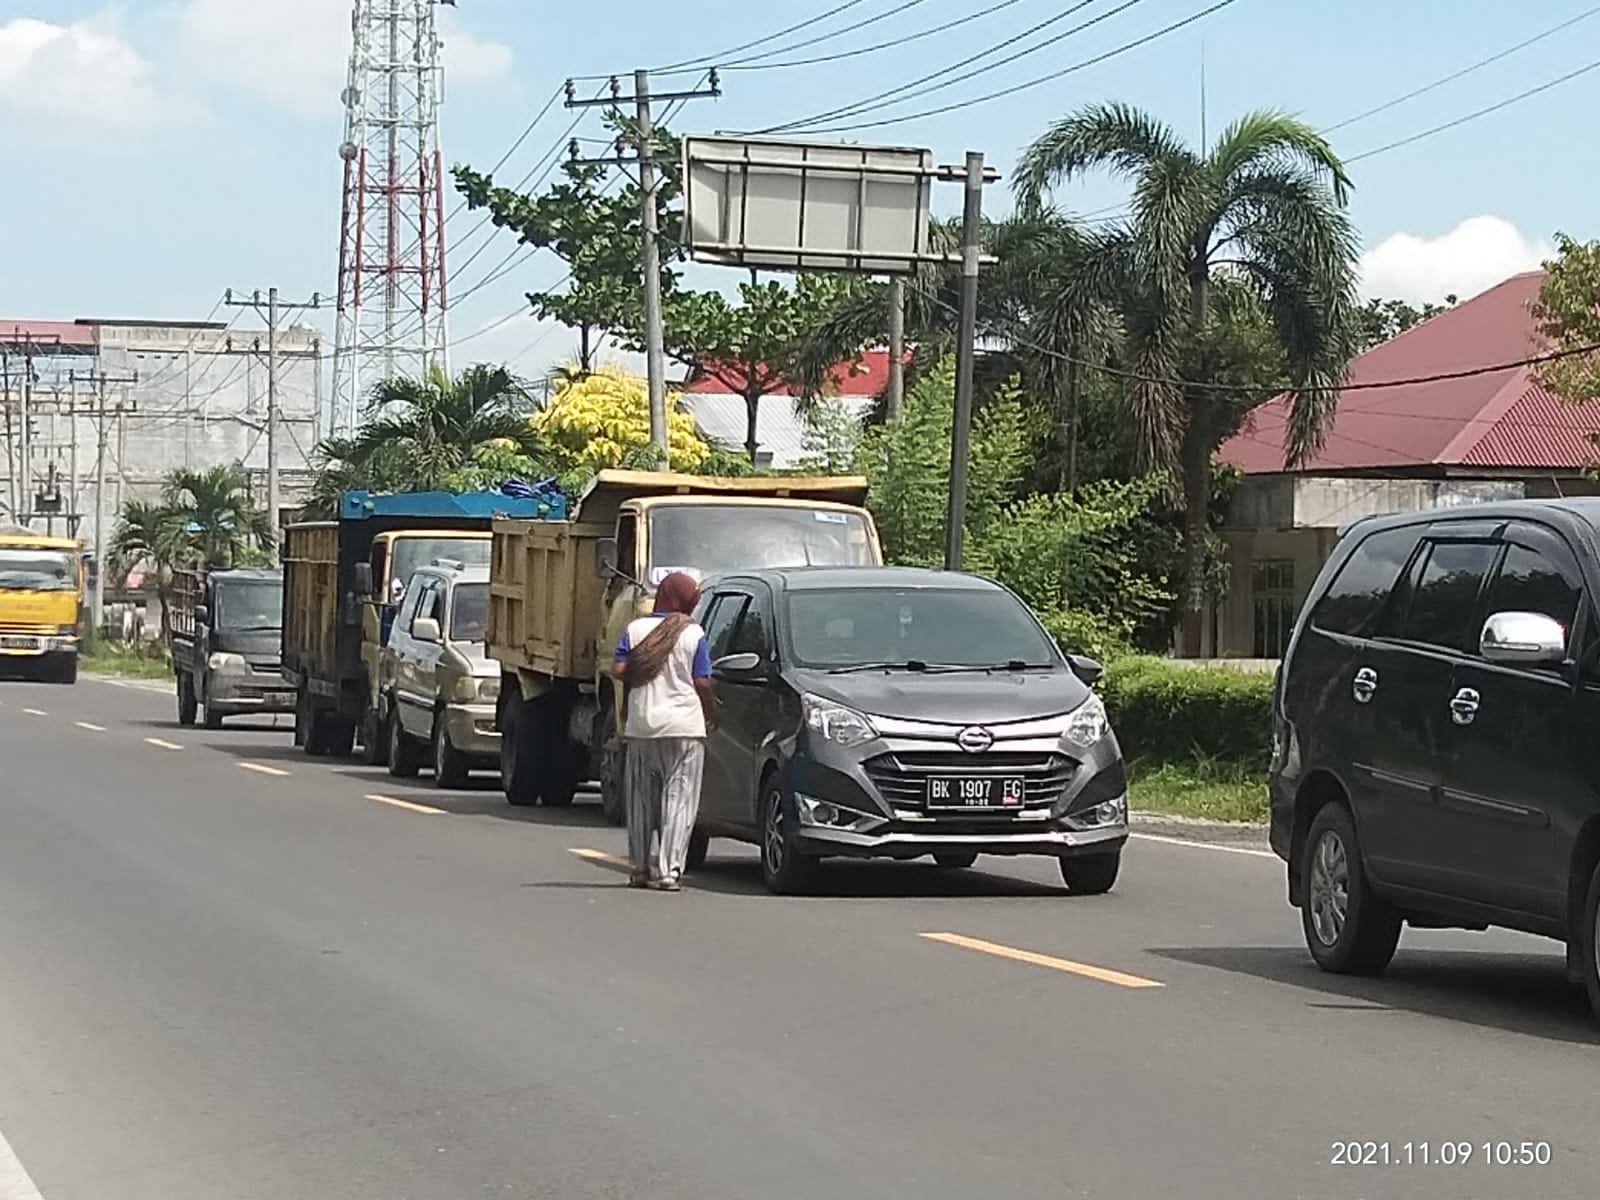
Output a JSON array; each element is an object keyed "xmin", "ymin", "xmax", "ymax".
[
  {"xmin": 647, "ymin": 504, "xmax": 876, "ymax": 582},
  {"xmin": 396, "ymin": 576, "xmax": 428, "ymax": 628},
  {"xmin": 415, "ymin": 581, "xmax": 442, "ymax": 624},
  {"xmin": 702, "ymin": 594, "xmax": 750, "ymax": 661},
  {"xmin": 1312, "ymin": 526, "xmax": 1423, "ymax": 637},
  {"xmin": 213, "ymin": 580, "xmax": 283, "ymax": 631},
  {"xmin": 1251, "ymin": 559, "xmax": 1296, "ymax": 659},
  {"xmin": 1482, "ymin": 541, "xmax": 1582, "ymax": 634},
  {"xmin": 616, "ymin": 514, "xmax": 638, "ymax": 583},
  {"xmin": 448, "ymin": 583, "xmax": 489, "ymax": 642},
  {"xmin": 785, "ymin": 587, "xmax": 1057, "ymax": 669},
  {"xmin": 1389, "ymin": 541, "xmax": 1499, "ymax": 652},
  {"xmin": 729, "ymin": 594, "xmax": 775, "ymax": 659}
]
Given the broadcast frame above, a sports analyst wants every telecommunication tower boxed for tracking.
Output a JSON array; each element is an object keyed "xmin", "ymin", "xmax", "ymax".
[{"xmin": 332, "ymin": 0, "xmax": 452, "ymax": 435}]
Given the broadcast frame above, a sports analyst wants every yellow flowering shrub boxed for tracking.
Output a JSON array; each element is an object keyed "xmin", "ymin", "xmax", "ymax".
[{"xmin": 534, "ymin": 365, "xmax": 708, "ymax": 473}]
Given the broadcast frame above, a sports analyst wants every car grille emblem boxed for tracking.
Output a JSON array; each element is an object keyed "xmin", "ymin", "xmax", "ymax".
[{"xmin": 956, "ymin": 726, "xmax": 994, "ymax": 753}]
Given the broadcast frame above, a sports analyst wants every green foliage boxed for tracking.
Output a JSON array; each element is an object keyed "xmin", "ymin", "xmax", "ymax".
[
  {"xmin": 793, "ymin": 398, "xmax": 864, "ymax": 475},
  {"xmin": 1532, "ymin": 232, "xmax": 1600, "ymax": 408},
  {"xmin": 1100, "ymin": 656, "xmax": 1274, "ymax": 771},
  {"xmin": 1355, "ymin": 295, "xmax": 1454, "ymax": 351}
]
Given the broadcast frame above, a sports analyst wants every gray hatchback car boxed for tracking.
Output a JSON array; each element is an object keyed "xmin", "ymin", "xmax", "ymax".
[{"xmin": 686, "ymin": 566, "xmax": 1129, "ymax": 894}]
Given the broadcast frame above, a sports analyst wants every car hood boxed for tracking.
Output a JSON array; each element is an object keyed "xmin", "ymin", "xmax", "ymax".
[
  {"xmin": 793, "ymin": 667, "xmax": 1092, "ymax": 725},
  {"xmin": 209, "ymin": 629, "xmax": 282, "ymax": 663}
]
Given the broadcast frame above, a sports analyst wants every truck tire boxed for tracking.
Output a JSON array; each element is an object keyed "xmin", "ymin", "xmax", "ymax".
[
  {"xmin": 359, "ymin": 702, "xmax": 387, "ymax": 766},
  {"xmin": 500, "ymin": 690, "xmax": 542, "ymax": 807},
  {"xmin": 178, "ymin": 673, "xmax": 198, "ymax": 726},
  {"xmin": 326, "ymin": 717, "xmax": 357, "ymax": 758},
  {"xmin": 538, "ymin": 694, "xmax": 582, "ymax": 808}
]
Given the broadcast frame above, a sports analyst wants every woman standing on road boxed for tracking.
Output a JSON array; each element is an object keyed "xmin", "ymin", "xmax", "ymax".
[{"xmin": 612, "ymin": 572, "xmax": 716, "ymax": 891}]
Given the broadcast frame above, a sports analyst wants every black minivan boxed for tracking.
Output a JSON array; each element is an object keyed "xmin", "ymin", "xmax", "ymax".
[
  {"xmin": 1270, "ymin": 498, "xmax": 1600, "ymax": 1020},
  {"xmin": 686, "ymin": 566, "xmax": 1129, "ymax": 894}
]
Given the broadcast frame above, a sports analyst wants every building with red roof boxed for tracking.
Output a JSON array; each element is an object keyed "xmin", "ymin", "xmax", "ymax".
[{"xmin": 1207, "ymin": 271, "xmax": 1600, "ymax": 659}]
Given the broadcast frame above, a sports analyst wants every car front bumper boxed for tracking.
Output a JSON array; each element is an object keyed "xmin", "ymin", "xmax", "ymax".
[
  {"xmin": 0, "ymin": 635, "xmax": 76, "ymax": 658},
  {"xmin": 443, "ymin": 702, "xmax": 500, "ymax": 759},
  {"xmin": 793, "ymin": 817, "xmax": 1127, "ymax": 859},
  {"xmin": 206, "ymin": 674, "xmax": 297, "ymax": 714}
]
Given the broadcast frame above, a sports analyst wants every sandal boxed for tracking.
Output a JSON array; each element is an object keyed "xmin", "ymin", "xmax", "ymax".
[{"xmin": 628, "ymin": 870, "xmax": 650, "ymax": 888}]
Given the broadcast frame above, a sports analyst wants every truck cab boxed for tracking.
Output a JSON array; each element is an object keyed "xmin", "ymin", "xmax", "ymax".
[
  {"xmin": 171, "ymin": 567, "xmax": 290, "ymax": 728},
  {"xmin": 0, "ymin": 528, "xmax": 84, "ymax": 684}
]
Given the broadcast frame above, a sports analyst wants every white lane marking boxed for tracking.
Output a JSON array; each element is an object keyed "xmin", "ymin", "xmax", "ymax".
[
  {"xmin": 239, "ymin": 762, "xmax": 290, "ymax": 777},
  {"xmin": 366, "ymin": 793, "xmax": 445, "ymax": 815},
  {"xmin": 0, "ymin": 1123, "xmax": 46, "ymax": 1199},
  {"xmin": 144, "ymin": 737, "xmax": 183, "ymax": 751},
  {"xmin": 20, "ymin": 709, "xmax": 46, "ymax": 717},
  {"xmin": 1132, "ymin": 832, "xmax": 1277, "ymax": 859},
  {"xmin": 74, "ymin": 722, "xmax": 106, "ymax": 732}
]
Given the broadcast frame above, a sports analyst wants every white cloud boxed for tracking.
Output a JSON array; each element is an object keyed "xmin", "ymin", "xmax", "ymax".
[
  {"xmin": 176, "ymin": 0, "xmax": 512, "ymax": 118},
  {"xmin": 1359, "ymin": 216, "xmax": 1553, "ymax": 304},
  {"xmin": 0, "ymin": 15, "xmax": 191, "ymax": 130}
]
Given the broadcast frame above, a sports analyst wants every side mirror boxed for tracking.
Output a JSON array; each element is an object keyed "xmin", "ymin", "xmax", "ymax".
[
  {"xmin": 194, "ymin": 604, "xmax": 210, "ymax": 626},
  {"xmin": 1480, "ymin": 611, "xmax": 1566, "ymax": 665},
  {"xmin": 595, "ymin": 538, "xmax": 619, "ymax": 580},
  {"xmin": 411, "ymin": 616, "xmax": 442, "ymax": 644},
  {"xmin": 712, "ymin": 652, "xmax": 762, "ymax": 678},
  {"xmin": 1067, "ymin": 653, "xmax": 1105, "ymax": 687},
  {"xmin": 353, "ymin": 563, "xmax": 374, "ymax": 598}
]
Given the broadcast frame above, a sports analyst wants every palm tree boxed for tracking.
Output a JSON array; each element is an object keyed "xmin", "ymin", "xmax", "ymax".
[
  {"xmin": 110, "ymin": 498, "xmax": 186, "ymax": 640},
  {"xmin": 1015, "ymin": 104, "xmax": 1362, "ymax": 653},
  {"xmin": 161, "ymin": 465, "xmax": 271, "ymax": 568},
  {"xmin": 344, "ymin": 363, "xmax": 542, "ymax": 490}
]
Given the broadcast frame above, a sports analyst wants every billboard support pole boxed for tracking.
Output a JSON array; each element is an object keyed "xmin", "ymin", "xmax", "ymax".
[{"xmin": 944, "ymin": 151, "xmax": 985, "ymax": 572}]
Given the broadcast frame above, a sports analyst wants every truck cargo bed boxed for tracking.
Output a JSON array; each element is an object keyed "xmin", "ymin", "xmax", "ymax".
[{"xmin": 487, "ymin": 519, "xmax": 610, "ymax": 682}]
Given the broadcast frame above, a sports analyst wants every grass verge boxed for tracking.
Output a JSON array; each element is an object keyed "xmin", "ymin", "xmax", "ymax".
[
  {"xmin": 81, "ymin": 640, "xmax": 172, "ymax": 680},
  {"xmin": 1128, "ymin": 759, "xmax": 1268, "ymax": 824}
]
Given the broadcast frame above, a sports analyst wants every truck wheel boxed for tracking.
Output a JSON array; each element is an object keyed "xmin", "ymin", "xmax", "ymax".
[
  {"xmin": 55, "ymin": 654, "xmax": 78, "ymax": 685},
  {"xmin": 501, "ymin": 691, "xmax": 542, "ymax": 807},
  {"xmin": 431, "ymin": 716, "xmax": 470, "ymax": 789},
  {"xmin": 359, "ymin": 704, "xmax": 387, "ymax": 766},
  {"xmin": 178, "ymin": 673, "xmax": 198, "ymax": 726},
  {"xmin": 388, "ymin": 709, "xmax": 422, "ymax": 778}
]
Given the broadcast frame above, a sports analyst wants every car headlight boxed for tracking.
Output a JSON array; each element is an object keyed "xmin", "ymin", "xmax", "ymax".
[
  {"xmin": 208, "ymin": 651, "xmax": 246, "ymax": 672},
  {"xmin": 477, "ymin": 675, "xmax": 499, "ymax": 702},
  {"xmin": 802, "ymin": 694, "xmax": 878, "ymax": 748},
  {"xmin": 1062, "ymin": 692, "xmax": 1111, "ymax": 751}
]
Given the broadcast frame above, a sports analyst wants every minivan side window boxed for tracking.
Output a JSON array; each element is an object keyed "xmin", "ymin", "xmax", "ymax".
[
  {"xmin": 1389, "ymin": 541, "xmax": 1499, "ymax": 653},
  {"xmin": 1311, "ymin": 526, "xmax": 1422, "ymax": 637},
  {"xmin": 1482, "ymin": 542, "xmax": 1583, "ymax": 639},
  {"xmin": 703, "ymin": 594, "xmax": 750, "ymax": 661}
]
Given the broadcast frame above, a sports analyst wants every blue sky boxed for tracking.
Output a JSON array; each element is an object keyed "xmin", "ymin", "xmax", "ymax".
[{"xmin": 1, "ymin": 0, "xmax": 1596, "ymax": 380}]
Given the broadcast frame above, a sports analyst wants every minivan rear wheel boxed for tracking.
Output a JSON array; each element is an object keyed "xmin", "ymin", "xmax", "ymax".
[{"xmin": 1300, "ymin": 803, "xmax": 1401, "ymax": 975}]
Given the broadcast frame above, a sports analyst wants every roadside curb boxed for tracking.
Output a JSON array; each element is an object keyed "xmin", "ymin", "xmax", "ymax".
[{"xmin": 1132, "ymin": 810, "xmax": 1270, "ymax": 850}]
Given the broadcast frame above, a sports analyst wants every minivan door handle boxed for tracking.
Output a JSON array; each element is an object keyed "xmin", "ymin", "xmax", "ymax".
[
  {"xmin": 1449, "ymin": 687, "xmax": 1480, "ymax": 726},
  {"xmin": 1351, "ymin": 666, "xmax": 1378, "ymax": 704}
]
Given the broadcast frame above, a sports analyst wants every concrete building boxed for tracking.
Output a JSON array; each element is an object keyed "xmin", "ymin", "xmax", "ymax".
[{"xmin": 0, "ymin": 315, "xmax": 323, "ymax": 542}]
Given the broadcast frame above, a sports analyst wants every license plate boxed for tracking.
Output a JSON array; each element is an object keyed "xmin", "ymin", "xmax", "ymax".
[
  {"xmin": 925, "ymin": 777, "xmax": 1026, "ymax": 809},
  {"xmin": 0, "ymin": 636, "xmax": 39, "ymax": 651}
]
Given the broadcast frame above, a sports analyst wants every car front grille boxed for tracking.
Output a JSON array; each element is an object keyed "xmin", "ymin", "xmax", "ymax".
[{"xmin": 863, "ymin": 750, "xmax": 1075, "ymax": 812}]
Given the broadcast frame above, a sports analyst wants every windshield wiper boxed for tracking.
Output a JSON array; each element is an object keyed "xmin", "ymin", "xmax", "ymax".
[
  {"xmin": 827, "ymin": 659, "xmax": 930, "ymax": 674},
  {"xmin": 907, "ymin": 660, "xmax": 1059, "ymax": 674}
]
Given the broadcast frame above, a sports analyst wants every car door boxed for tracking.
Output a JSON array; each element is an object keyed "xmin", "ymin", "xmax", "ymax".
[
  {"xmin": 1359, "ymin": 529, "xmax": 1502, "ymax": 896},
  {"xmin": 1433, "ymin": 522, "xmax": 1583, "ymax": 917},
  {"xmin": 394, "ymin": 580, "xmax": 439, "ymax": 737},
  {"xmin": 696, "ymin": 590, "xmax": 752, "ymax": 827},
  {"xmin": 716, "ymin": 583, "xmax": 784, "ymax": 830}
]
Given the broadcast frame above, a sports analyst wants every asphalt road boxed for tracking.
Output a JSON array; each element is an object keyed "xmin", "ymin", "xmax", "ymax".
[{"xmin": 0, "ymin": 674, "xmax": 1595, "ymax": 1199}]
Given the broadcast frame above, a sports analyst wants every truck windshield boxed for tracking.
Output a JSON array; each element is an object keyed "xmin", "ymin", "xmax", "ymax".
[
  {"xmin": 389, "ymin": 537, "xmax": 491, "ymax": 602},
  {"xmin": 647, "ymin": 505, "xmax": 875, "ymax": 583},
  {"xmin": 786, "ymin": 587, "xmax": 1059, "ymax": 670},
  {"xmin": 214, "ymin": 581, "xmax": 283, "ymax": 631},
  {"xmin": 0, "ymin": 548, "xmax": 76, "ymax": 592},
  {"xmin": 449, "ymin": 583, "xmax": 488, "ymax": 642}
]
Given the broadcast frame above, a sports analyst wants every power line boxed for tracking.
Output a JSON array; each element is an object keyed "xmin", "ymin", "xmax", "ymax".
[
  {"xmin": 794, "ymin": 0, "xmax": 1239, "ymax": 136},
  {"xmin": 1346, "ymin": 56, "xmax": 1600, "ymax": 164},
  {"xmin": 649, "ymin": 0, "xmax": 878, "ymax": 74},
  {"xmin": 720, "ymin": 0, "xmax": 930, "ymax": 67},
  {"xmin": 720, "ymin": 0, "xmax": 1033, "ymax": 71},
  {"xmin": 1321, "ymin": 4, "xmax": 1600, "ymax": 135},
  {"xmin": 444, "ymin": 84, "xmax": 564, "ymax": 224},
  {"xmin": 758, "ymin": 0, "xmax": 1133, "ymax": 134}
]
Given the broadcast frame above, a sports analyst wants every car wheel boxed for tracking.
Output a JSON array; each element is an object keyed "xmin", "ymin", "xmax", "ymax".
[
  {"xmin": 387, "ymin": 706, "xmax": 422, "ymax": 778},
  {"xmin": 1059, "ymin": 851, "xmax": 1121, "ymax": 895},
  {"xmin": 432, "ymin": 716, "xmax": 469, "ymax": 789},
  {"xmin": 686, "ymin": 827, "xmax": 710, "ymax": 872},
  {"xmin": 1579, "ymin": 862, "xmax": 1600, "ymax": 1025},
  {"xmin": 933, "ymin": 852, "xmax": 978, "ymax": 870},
  {"xmin": 177, "ymin": 673, "xmax": 198, "ymax": 726},
  {"xmin": 1299, "ymin": 803, "xmax": 1401, "ymax": 975},
  {"xmin": 760, "ymin": 779, "xmax": 815, "ymax": 895}
]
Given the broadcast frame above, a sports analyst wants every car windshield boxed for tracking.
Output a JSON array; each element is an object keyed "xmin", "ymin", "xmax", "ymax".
[
  {"xmin": 785, "ymin": 586, "xmax": 1059, "ymax": 669},
  {"xmin": 214, "ymin": 580, "xmax": 283, "ymax": 630},
  {"xmin": 449, "ymin": 582, "xmax": 488, "ymax": 642},
  {"xmin": 0, "ymin": 548, "xmax": 76, "ymax": 592},
  {"xmin": 389, "ymin": 537, "xmax": 490, "ymax": 603},
  {"xmin": 647, "ymin": 504, "xmax": 875, "ymax": 584}
]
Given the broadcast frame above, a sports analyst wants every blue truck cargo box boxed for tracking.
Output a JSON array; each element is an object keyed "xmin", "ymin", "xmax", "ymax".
[{"xmin": 339, "ymin": 487, "xmax": 567, "ymax": 522}]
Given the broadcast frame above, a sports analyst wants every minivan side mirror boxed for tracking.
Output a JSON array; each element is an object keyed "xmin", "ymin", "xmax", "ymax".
[
  {"xmin": 411, "ymin": 616, "xmax": 442, "ymax": 644},
  {"xmin": 1066, "ymin": 653, "xmax": 1105, "ymax": 687},
  {"xmin": 353, "ymin": 563, "xmax": 374, "ymax": 598},
  {"xmin": 1480, "ymin": 611, "xmax": 1566, "ymax": 665},
  {"xmin": 595, "ymin": 538, "xmax": 619, "ymax": 580},
  {"xmin": 712, "ymin": 652, "xmax": 762, "ymax": 679}
]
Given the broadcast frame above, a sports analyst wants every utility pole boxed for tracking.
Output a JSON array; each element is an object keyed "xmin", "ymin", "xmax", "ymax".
[
  {"xmin": 886, "ymin": 279, "xmax": 905, "ymax": 419},
  {"xmin": 70, "ymin": 370, "xmax": 137, "ymax": 633},
  {"xmin": 226, "ymin": 288, "xmax": 322, "ymax": 561},
  {"xmin": 18, "ymin": 345, "xmax": 32, "ymax": 524},
  {"xmin": 944, "ymin": 151, "xmax": 989, "ymax": 572},
  {"xmin": 565, "ymin": 70, "xmax": 721, "ymax": 467}
]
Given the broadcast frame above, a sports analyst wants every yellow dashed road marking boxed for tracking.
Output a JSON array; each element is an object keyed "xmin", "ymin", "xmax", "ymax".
[
  {"xmin": 144, "ymin": 737, "xmax": 183, "ymax": 751},
  {"xmin": 920, "ymin": 931, "xmax": 1164, "ymax": 989},
  {"xmin": 239, "ymin": 762, "xmax": 290, "ymax": 777}
]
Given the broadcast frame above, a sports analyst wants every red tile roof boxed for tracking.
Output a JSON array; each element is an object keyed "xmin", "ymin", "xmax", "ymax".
[
  {"xmin": 0, "ymin": 320, "xmax": 98, "ymax": 351},
  {"xmin": 1217, "ymin": 271, "xmax": 1600, "ymax": 473},
  {"xmin": 680, "ymin": 347, "xmax": 909, "ymax": 397}
]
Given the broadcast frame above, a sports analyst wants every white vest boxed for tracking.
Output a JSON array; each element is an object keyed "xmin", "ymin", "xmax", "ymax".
[{"xmin": 622, "ymin": 616, "xmax": 707, "ymax": 739}]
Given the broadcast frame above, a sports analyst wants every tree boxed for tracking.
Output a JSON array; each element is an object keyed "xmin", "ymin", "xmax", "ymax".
[
  {"xmin": 535, "ymin": 363, "xmax": 708, "ymax": 476},
  {"xmin": 160, "ymin": 465, "xmax": 272, "ymax": 568},
  {"xmin": 1355, "ymin": 295, "xmax": 1455, "ymax": 351},
  {"xmin": 1532, "ymin": 233, "xmax": 1600, "ymax": 407},
  {"xmin": 1016, "ymin": 104, "xmax": 1362, "ymax": 654}
]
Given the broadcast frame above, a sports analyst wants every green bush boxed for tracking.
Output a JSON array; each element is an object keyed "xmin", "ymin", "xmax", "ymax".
[{"xmin": 1101, "ymin": 656, "xmax": 1273, "ymax": 771}]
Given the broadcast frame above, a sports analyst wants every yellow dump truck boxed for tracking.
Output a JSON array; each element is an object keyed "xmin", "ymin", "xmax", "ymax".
[
  {"xmin": 282, "ymin": 487, "xmax": 565, "ymax": 758},
  {"xmin": 487, "ymin": 469, "xmax": 883, "ymax": 818},
  {"xmin": 0, "ymin": 526, "xmax": 84, "ymax": 683}
]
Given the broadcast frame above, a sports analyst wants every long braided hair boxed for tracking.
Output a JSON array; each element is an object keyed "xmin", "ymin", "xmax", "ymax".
[{"xmin": 621, "ymin": 572, "xmax": 701, "ymax": 688}]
